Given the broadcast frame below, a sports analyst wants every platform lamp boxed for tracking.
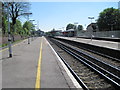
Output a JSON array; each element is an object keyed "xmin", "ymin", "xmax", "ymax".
[
  {"xmin": 74, "ymin": 22, "xmax": 78, "ymax": 37},
  {"xmin": 6, "ymin": 2, "xmax": 12, "ymax": 57},
  {"xmin": 29, "ymin": 19, "xmax": 35, "ymax": 34},
  {"xmin": 29, "ymin": 20, "xmax": 35, "ymax": 40},
  {"xmin": 22, "ymin": 12, "xmax": 32, "ymax": 44},
  {"xmin": 88, "ymin": 17, "xmax": 95, "ymax": 41},
  {"xmin": 88, "ymin": 17, "xmax": 94, "ymax": 23},
  {"xmin": 62, "ymin": 27, "xmax": 65, "ymax": 31},
  {"xmin": 118, "ymin": 1, "xmax": 120, "ymax": 13}
]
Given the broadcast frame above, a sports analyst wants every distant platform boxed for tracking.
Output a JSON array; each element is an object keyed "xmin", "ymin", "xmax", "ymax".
[
  {"xmin": 56, "ymin": 36, "xmax": 120, "ymax": 50},
  {"xmin": 77, "ymin": 36, "xmax": 120, "ymax": 42}
]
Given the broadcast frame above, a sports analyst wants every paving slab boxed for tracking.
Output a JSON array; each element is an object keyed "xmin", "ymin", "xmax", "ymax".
[
  {"xmin": 57, "ymin": 37, "xmax": 119, "ymax": 50},
  {"xmin": 2, "ymin": 37, "xmax": 41, "ymax": 88},
  {"xmin": 1, "ymin": 37, "xmax": 82, "ymax": 89},
  {"xmin": 41, "ymin": 37, "xmax": 77, "ymax": 88}
]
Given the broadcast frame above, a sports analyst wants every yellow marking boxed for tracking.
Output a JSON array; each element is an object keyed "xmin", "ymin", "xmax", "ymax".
[
  {"xmin": 0, "ymin": 39, "xmax": 27, "ymax": 52},
  {"xmin": 35, "ymin": 39, "xmax": 43, "ymax": 89},
  {"xmin": 0, "ymin": 48, "xmax": 8, "ymax": 52}
]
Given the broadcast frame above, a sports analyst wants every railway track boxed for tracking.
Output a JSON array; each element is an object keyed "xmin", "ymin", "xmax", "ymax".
[
  {"xmin": 47, "ymin": 37, "xmax": 120, "ymax": 90},
  {"xmin": 54, "ymin": 37, "xmax": 120, "ymax": 60},
  {"xmin": 53, "ymin": 37, "xmax": 120, "ymax": 70}
]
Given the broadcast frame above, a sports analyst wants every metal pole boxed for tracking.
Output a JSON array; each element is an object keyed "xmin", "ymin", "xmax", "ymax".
[
  {"xmin": 88, "ymin": 17, "xmax": 94, "ymax": 41},
  {"xmin": 29, "ymin": 20, "xmax": 35, "ymax": 41},
  {"xmin": 28, "ymin": 36, "xmax": 30, "ymax": 44},
  {"xmin": 91, "ymin": 34, "xmax": 93, "ymax": 41},
  {"xmin": 28, "ymin": 15, "xmax": 30, "ymax": 44},
  {"xmin": 74, "ymin": 22, "xmax": 78, "ymax": 37},
  {"xmin": 7, "ymin": 3, "xmax": 12, "ymax": 57},
  {"xmin": 89, "ymin": 18, "xmax": 93, "ymax": 23},
  {"xmin": 76, "ymin": 25, "xmax": 78, "ymax": 37},
  {"xmin": 88, "ymin": 17, "xmax": 94, "ymax": 23}
]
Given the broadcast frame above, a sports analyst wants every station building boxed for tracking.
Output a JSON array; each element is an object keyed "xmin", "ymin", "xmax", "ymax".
[{"xmin": 77, "ymin": 23, "xmax": 120, "ymax": 38}]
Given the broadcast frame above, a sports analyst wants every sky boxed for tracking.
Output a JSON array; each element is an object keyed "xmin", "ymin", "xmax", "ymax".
[{"xmin": 25, "ymin": 1, "xmax": 119, "ymax": 32}]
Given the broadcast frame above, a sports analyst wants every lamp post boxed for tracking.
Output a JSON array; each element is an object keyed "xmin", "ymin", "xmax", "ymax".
[
  {"xmin": 88, "ymin": 17, "xmax": 94, "ymax": 23},
  {"xmin": 88, "ymin": 17, "xmax": 94, "ymax": 41},
  {"xmin": 7, "ymin": 3, "xmax": 12, "ymax": 57},
  {"xmin": 33, "ymin": 24, "xmax": 37, "ymax": 30},
  {"xmin": 108, "ymin": 22, "xmax": 116, "ymax": 38},
  {"xmin": 74, "ymin": 22, "xmax": 78, "ymax": 37},
  {"xmin": 23, "ymin": 13, "xmax": 32, "ymax": 44},
  {"xmin": 118, "ymin": 1, "xmax": 120, "ymax": 12},
  {"xmin": 29, "ymin": 20, "xmax": 35, "ymax": 41},
  {"xmin": 62, "ymin": 27, "xmax": 65, "ymax": 31},
  {"xmin": 29, "ymin": 20, "xmax": 35, "ymax": 22}
]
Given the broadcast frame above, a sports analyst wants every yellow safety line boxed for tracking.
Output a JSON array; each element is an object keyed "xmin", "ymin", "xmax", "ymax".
[
  {"xmin": 0, "ymin": 48, "xmax": 8, "ymax": 52},
  {"xmin": 0, "ymin": 39, "xmax": 26, "ymax": 52},
  {"xmin": 35, "ymin": 39, "xmax": 43, "ymax": 89}
]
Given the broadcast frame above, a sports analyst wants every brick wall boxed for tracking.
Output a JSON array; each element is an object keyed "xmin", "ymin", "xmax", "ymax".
[{"xmin": 0, "ymin": 35, "xmax": 24, "ymax": 45}]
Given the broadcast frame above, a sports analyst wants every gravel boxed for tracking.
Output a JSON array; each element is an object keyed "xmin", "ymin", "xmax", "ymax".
[{"xmin": 47, "ymin": 38, "xmax": 115, "ymax": 90}]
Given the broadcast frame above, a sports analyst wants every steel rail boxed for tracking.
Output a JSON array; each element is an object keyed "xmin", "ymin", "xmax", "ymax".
[
  {"xmin": 57, "ymin": 53, "xmax": 89, "ymax": 90},
  {"xmin": 54, "ymin": 37, "xmax": 120, "ymax": 62},
  {"xmin": 50, "ymin": 38, "xmax": 120, "ymax": 89},
  {"xmin": 47, "ymin": 38, "xmax": 89, "ymax": 90},
  {"xmin": 57, "ymin": 40, "xmax": 120, "ymax": 75},
  {"xmin": 77, "ymin": 45, "xmax": 120, "ymax": 62}
]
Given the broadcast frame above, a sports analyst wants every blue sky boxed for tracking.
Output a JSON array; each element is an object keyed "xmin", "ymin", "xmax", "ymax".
[{"xmin": 28, "ymin": 2, "xmax": 119, "ymax": 32}]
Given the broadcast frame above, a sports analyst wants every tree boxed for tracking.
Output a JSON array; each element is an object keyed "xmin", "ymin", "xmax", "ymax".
[
  {"xmin": 0, "ymin": 2, "xmax": 2, "ymax": 31},
  {"xmin": 14, "ymin": 19, "xmax": 23, "ymax": 35},
  {"xmin": 3, "ymin": 2, "xmax": 30, "ymax": 26},
  {"xmin": 23, "ymin": 21, "xmax": 34, "ymax": 36},
  {"xmin": 3, "ymin": 2, "xmax": 30, "ymax": 40},
  {"xmin": 77, "ymin": 25, "xmax": 83, "ymax": 31},
  {"xmin": 97, "ymin": 7, "xmax": 120, "ymax": 31},
  {"xmin": 66, "ymin": 23, "xmax": 75, "ymax": 30},
  {"xmin": 2, "ymin": 15, "xmax": 8, "ymax": 35}
]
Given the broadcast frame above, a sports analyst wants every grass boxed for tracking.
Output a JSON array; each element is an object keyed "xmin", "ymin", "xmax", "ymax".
[{"xmin": 0, "ymin": 43, "xmax": 8, "ymax": 48}]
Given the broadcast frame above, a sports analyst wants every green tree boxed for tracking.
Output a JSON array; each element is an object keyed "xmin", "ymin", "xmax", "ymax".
[
  {"xmin": 77, "ymin": 25, "xmax": 83, "ymax": 31},
  {"xmin": 2, "ymin": 15, "xmax": 8, "ymax": 35},
  {"xmin": 23, "ymin": 21, "xmax": 34, "ymax": 36},
  {"xmin": 97, "ymin": 7, "xmax": 120, "ymax": 31},
  {"xmin": 14, "ymin": 19, "xmax": 23, "ymax": 35},
  {"xmin": 3, "ymin": 2, "xmax": 31, "ymax": 40},
  {"xmin": 66, "ymin": 23, "xmax": 75, "ymax": 30}
]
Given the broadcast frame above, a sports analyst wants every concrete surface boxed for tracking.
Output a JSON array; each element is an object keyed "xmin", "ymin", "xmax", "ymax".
[
  {"xmin": 57, "ymin": 37, "xmax": 120, "ymax": 50},
  {"xmin": 2, "ymin": 37, "xmax": 41, "ymax": 88},
  {"xmin": 1, "ymin": 37, "xmax": 80, "ymax": 89},
  {"xmin": 41, "ymin": 37, "xmax": 76, "ymax": 88}
]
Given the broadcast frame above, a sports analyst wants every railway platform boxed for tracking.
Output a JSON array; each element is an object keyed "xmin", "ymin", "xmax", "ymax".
[
  {"xmin": 56, "ymin": 36, "xmax": 120, "ymax": 50},
  {"xmin": 1, "ymin": 37, "xmax": 82, "ymax": 89}
]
